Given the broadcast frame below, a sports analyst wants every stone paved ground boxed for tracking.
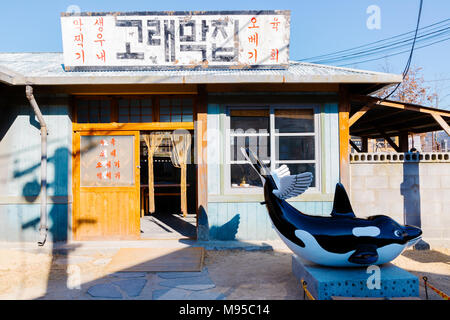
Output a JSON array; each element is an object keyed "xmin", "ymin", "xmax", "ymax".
[{"xmin": 0, "ymin": 241, "xmax": 448, "ymax": 300}]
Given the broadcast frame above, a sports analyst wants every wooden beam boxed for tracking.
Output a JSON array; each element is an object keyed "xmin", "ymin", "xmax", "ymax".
[
  {"xmin": 72, "ymin": 122, "xmax": 195, "ymax": 132},
  {"xmin": 339, "ymin": 85, "xmax": 350, "ymax": 190},
  {"xmin": 351, "ymin": 94, "xmax": 450, "ymax": 118},
  {"xmin": 349, "ymin": 139, "xmax": 362, "ymax": 153},
  {"xmin": 349, "ymin": 105, "xmax": 370, "ymax": 127},
  {"xmin": 355, "ymin": 110, "xmax": 404, "ymax": 126},
  {"xmin": 431, "ymin": 113, "xmax": 450, "ymax": 136},
  {"xmin": 374, "ymin": 125, "xmax": 401, "ymax": 152}
]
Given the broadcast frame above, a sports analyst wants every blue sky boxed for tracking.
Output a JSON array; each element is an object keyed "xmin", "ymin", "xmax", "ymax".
[{"xmin": 1, "ymin": 0, "xmax": 449, "ymax": 108}]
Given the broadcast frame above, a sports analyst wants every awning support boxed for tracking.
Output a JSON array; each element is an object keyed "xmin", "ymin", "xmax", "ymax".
[{"xmin": 431, "ymin": 113, "xmax": 450, "ymax": 136}]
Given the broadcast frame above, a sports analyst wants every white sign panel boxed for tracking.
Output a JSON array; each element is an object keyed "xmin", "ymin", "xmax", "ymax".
[{"xmin": 61, "ymin": 11, "xmax": 290, "ymax": 71}]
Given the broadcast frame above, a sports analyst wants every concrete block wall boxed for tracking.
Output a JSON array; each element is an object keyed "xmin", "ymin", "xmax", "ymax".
[{"xmin": 350, "ymin": 153, "xmax": 450, "ymax": 248}]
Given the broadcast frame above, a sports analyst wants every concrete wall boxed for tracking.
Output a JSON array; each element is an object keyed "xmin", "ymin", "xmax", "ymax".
[
  {"xmin": 0, "ymin": 92, "xmax": 72, "ymax": 242},
  {"xmin": 350, "ymin": 152, "xmax": 450, "ymax": 247}
]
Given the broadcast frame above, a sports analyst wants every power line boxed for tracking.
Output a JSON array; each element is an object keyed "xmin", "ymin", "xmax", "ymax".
[
  {"xmin": 313, "ymin": 26, "xmax": 449, "ymax": 64},
  {"xmin": 337, "ymin": 36, "xmax": 450, "ymax": 67},
  {"xmin": 299, "ymin": 18, "xmax": 449, "ymax": 62},
  {"xmin": 382, "ymin": 0, "xmax": 423, "ymax": 100}
]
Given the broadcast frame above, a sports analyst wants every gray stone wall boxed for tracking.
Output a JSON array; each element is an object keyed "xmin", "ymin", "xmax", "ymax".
[{"xmin": 350, "ymin": 152, "xmax": 450, "ymax": 248}]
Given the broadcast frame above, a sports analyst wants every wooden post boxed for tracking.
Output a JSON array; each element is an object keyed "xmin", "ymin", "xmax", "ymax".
[
  {"xmin": 196, "ymin": 84, "xmax": 208, "ymax": 240},
  {"xmin": 361, "ymin": 137, "xmax": 368, "ymax": 152},
  {"xmin": 399, "ymin": 132, "xmax": 409, "ymax": 152},
  {"xmin": 338, "ymin": 85, "xmax": 351, "ymax": 190}
]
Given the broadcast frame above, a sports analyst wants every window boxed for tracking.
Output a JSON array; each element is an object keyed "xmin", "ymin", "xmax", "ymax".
[
  {"xmin": 118, "ymin": 98, "xmax": 153, "ymax": 123},
  {"xmin": 274, "ymin": 109, "xmax": 317, "ymax": 188},
  {"xmin": 226, "ymin": 106, "xmax": 319, "ymax": 193},
  {"xmin": 74, "ymin": 96, "xmax": 195, "ymax": 124},
  {"xmin": 159, "ymin": 97, "xmax": 194, "ymax": 122},
  {"xmin": 77, "ymin": 99, "xmax": 111, "ymax": 123}
]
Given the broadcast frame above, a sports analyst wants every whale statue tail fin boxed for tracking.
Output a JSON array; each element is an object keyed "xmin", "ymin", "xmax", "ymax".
[{"xmin": 331, "ymin": 183, "xmax": 355, "ymax": 218}]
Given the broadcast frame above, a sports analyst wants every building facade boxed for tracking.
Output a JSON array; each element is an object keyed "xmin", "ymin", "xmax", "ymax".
[{"xmin": 0, "ymin": 51, "xmax": 409, "ymax": 243}]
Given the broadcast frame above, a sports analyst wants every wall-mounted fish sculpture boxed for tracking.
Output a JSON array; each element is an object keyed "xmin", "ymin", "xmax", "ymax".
[{"xmin": 241, "ymin": 148, "xmax": 422, "ymax": 267}]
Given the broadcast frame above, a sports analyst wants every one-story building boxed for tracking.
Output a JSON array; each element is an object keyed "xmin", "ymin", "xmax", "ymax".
[{"xmin": 0, "ymin": 11, "xmax": 448, "ymax": 245}]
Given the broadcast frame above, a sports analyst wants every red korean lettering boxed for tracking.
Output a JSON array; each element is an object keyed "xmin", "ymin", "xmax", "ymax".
[
  {"xmin": 248, "ymin": 17, "xmax": 259, "ymax": 29},
  {"xmin": 270, "ymin": 17, "xmax": 280, "ymax": 31},
  {"xmin": 270, "ymin": 49, "xmax": 279, "ymax": 63},
  {"xmin": 248, "ymin": 33, "xmax": 259, "ymax": 46},
  {"xmin": 248, "ymin": 49, "xmax": 258, "ymax": 63},
  {"xmin": 96, "ymin": 49, "xmax": 106, "ymax": 62}
]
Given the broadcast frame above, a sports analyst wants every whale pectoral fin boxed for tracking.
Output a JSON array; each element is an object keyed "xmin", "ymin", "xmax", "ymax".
[{"xmin": 348, "ymin": 244, "xmax": 378, "ymax": 265}]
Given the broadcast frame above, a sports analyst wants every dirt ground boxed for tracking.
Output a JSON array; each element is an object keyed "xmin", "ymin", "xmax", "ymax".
[
  {"xmin": 205, "ymin": 247, "xmax": 450, "ymax": 300},
  {"xmin": 0, "ymin": 245, "xmax": 448, "ymax": 300}
]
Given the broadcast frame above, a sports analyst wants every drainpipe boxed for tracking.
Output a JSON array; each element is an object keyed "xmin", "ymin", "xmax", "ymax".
[{"xmin": 25, "ymin": 85, "xmax": 48, "ymax": 246}]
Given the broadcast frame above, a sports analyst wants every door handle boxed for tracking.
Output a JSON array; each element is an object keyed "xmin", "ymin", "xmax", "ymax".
[{"xmin": 137, "ymin": 166, "xmax": 141, "ymax": 169}]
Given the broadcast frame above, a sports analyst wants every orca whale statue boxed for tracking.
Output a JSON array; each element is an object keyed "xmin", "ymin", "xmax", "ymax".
[{"xmin": 241, "ymin": 148, "xmax": 422, "ymax": 267}]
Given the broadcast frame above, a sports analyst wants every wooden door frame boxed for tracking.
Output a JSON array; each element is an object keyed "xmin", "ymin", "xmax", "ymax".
[
  {"xmin": 71, "ymin": 94, "xmax": 200, "ymax": 240},
  {"xmin": 72, "ymin": 130, "xmax": 140, "ymax": 240}
]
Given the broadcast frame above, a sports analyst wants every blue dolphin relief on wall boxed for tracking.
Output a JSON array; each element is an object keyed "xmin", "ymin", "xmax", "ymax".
[{"xmin": 241, "ymin": 148, "xmax": 422, "ymax": 267}]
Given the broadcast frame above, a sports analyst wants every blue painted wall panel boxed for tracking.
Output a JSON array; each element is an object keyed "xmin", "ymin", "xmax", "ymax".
[
  {"xmin": 0, "ymin": 97, "xmax": 71, "ymax": 242},
  {"xmin": 208, "ymin": 201, "xmax": 333, "ymax": 240},
  {"xmin": 0, "ymin": 204, "xmax": 69, "ymax": 242}
]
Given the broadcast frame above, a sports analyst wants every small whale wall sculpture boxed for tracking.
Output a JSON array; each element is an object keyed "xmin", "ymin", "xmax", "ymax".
[{"xmin": 241, "ymin": 148, "xmax": 422, "ymax": 267}]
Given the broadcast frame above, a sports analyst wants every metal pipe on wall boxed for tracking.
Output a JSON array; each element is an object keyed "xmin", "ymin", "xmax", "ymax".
[{"xmin": 25, "ymin": 85, "xmax": 48, "ymax": 246}]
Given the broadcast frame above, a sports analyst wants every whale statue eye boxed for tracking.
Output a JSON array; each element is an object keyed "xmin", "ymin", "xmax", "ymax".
[{"xmin": 394, "ymin": 230, "xmax": 402, "ymax": 237}]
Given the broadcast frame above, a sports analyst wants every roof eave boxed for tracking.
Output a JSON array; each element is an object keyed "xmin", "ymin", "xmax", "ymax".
[{"xmin": 11, "ymin": 73, "xmax": 403, "ymax": 86}]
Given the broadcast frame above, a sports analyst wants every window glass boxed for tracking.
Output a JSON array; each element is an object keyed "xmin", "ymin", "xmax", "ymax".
[
  {"xmin": 80, "ymin": 135, "xmax": 134, "ymax": 187},
  {"xmin": 231, "ymin": 163, "xmax": 265, "ymax": 188},
  {"xmin": 276, "ymin": 136, "xmax": 315, "ymax": 160},
  {"xmin": 230, "ymin": 136, "xmax": 270, "ymax": 162},
  {"xmin": 230, "ymin": 109, "xmax": 269, "ymax": 131},
  {"xmin": 228, "ymin": 107, "xmax": 318, "ymax": 191},
  {"xmin": 118, "ymin": 98, "xmax": 153, "ymax": 123},
  {"xmin": 158, "ymin": 97, "xmax": 193, "ymax": 122},
  {"xmin": 77, "ymin": 99, "xmax": 111, "ymax": 123},
  {"xmin": 275, "ymin": 109, "xmax": 314, "ymax": 133}
]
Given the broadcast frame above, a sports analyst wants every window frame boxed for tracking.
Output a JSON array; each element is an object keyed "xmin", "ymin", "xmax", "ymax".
[
  {"xmin": 73, "ymin": 95, "xmax": 196, "ymax": 124},
  {"xmin": 224, "ymin": 104, "xmax": 321, "ymax": 195}
]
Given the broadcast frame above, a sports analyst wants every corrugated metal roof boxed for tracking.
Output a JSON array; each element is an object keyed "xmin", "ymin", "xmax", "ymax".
[{"xmin": 0, "ymin": 52, "xmax": 402, "ymax": 86}]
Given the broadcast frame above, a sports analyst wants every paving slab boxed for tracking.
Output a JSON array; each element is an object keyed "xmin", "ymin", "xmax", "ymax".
[
  {"xmin": 109, "ymin": 272, "xmax": 147, "ymax": 278},
  {"xmin": 159, "ymin": 276, "xmax": 216, "ymax": 291},
  {"xmin": 152, "ymin": 288, "xmax": 191, "ymax": 300},
  {"xmin": 87, "ymin": 283, "xmax": 123, "ymax": 299},
  {"xmin": 187, "ymin": 291, "xmax": 226, "ymax": 300},
  {"xmin": 113, "ymin": 279, "xmax": 147, "ymax": 297},
  {"xmin": 157, "ymin": 268, "xmax": 209, "ymax": 279}
]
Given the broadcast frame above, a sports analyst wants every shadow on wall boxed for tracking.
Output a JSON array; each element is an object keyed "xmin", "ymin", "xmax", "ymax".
[
  {"xmin": 209, "ymin": 214, "xmax": 241, "ymax": 241},
  {"xmin": 19, "ymin": 147, "xmax": 70, "ymax": 242}
]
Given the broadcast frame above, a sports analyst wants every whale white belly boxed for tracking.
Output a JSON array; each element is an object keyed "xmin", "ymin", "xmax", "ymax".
[{"xmin": 272, "ymin": 225, "xmax": 407, "ymax": 267}]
